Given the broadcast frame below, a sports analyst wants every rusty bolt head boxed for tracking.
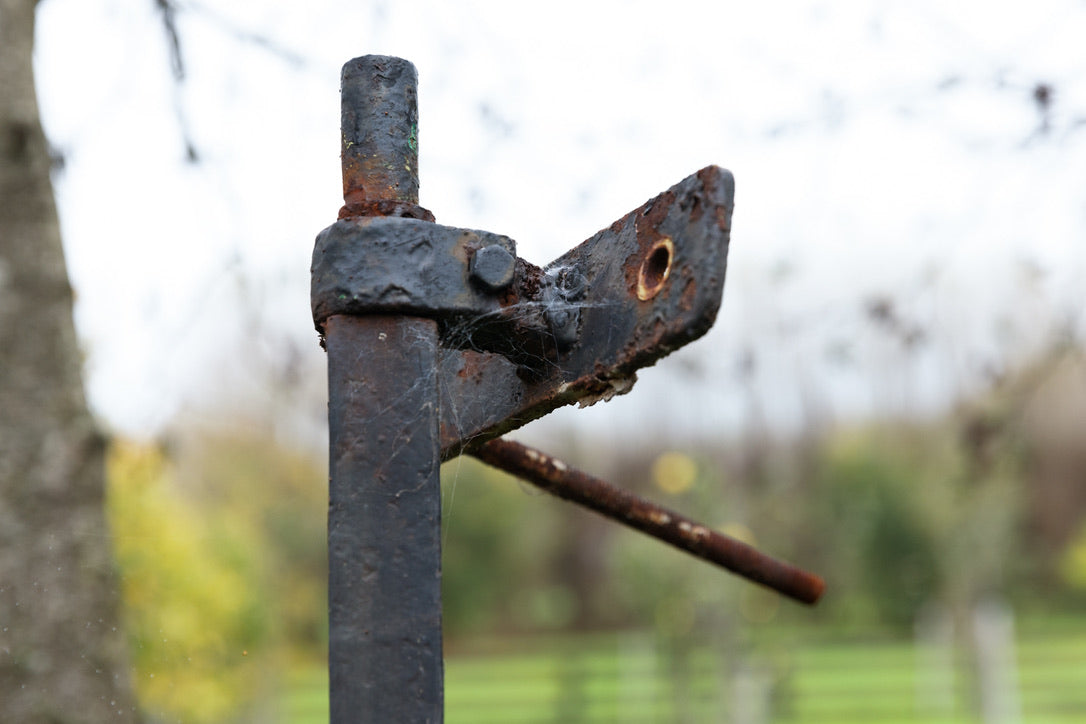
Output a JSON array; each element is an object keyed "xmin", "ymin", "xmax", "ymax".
[{"xmin": 470, "ymin": 245, "xmax": 516, "ymax": 292}]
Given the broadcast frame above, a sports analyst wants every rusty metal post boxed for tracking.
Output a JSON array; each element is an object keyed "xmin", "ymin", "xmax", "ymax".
[
  {"xmin": 325, "ymin": 56, "xmax": 443, "ymax": 722},
  {"xmin": 314, "ymin": 52, "xmax": 822, "ymax": 724}
]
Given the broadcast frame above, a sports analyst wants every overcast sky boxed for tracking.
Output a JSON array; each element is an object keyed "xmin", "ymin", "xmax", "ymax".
[{"xmin": 33, "ymin": 0, "xmax": 1086, "ymax": 449}]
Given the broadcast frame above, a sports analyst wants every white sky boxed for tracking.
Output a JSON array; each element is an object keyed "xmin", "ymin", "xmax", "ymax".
[{"xmin": 33, "ymin": 0, "xmax": 1086, "ymax": 449}]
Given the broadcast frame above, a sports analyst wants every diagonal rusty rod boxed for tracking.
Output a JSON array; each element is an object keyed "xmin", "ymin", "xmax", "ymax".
[{"xmin": 471, "ymin": 438, "xmax": 825, "ymax": 605}]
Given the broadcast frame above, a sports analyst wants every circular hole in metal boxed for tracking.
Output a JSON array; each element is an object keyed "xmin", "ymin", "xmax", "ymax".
[{"xmin": 637, "ymin": 237, "xmax": 674, "ymax": 301}]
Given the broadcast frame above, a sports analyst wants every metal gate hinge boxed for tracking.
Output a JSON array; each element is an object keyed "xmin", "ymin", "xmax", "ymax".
[{"xmin": 315, "ymin": 56, "xmax": 824, "ymax": 645}]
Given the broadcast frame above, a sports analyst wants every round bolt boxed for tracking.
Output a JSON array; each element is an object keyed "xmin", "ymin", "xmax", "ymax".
[{"xmin": 470, "ymin": 245, "xmax": 516, "ymax": 292}]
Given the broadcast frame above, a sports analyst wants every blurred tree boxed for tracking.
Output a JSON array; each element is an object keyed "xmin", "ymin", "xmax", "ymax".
[
  {"xmin": 0, "ymin": 0, "xmax": 140, "ymax": 720},
  {"xmin": 1015, "ymin": 345, "xmax": 1086, "ymax": 580}
]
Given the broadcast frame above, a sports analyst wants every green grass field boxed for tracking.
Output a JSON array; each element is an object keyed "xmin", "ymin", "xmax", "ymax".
[{"xmin": 280, "ymin": 625, "xmax": 1086, "ymax": 723}]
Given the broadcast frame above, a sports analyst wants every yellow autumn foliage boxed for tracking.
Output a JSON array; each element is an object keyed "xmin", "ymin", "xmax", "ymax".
[
  {"xmin": 1060, "ymin": 524, "xmax": 1086, "ymax": 591},
  {"xmin": 107, "ymin": 441, "xmax": 268, "ymax": 723}
]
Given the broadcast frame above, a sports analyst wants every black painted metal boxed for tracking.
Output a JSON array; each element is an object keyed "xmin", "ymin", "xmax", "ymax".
[
  {"xmin": 322, "ymin": 56, "xmax": 443, "ymax": 723},
  {"xmin": 311, "ymin": 218, "xmax": 517, "ymax": 326},
  {"xmin": 326, "ymin": 315, "xmax": 443, "ymax": 722}
]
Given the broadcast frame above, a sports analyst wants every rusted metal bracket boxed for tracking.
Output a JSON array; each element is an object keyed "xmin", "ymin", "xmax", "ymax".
[
  {"xmin": 436, "ymin": 165, "xmax": 732, "ymax": 458},
  {"xmin": 312, "ymin": 166, "xmax": 734, "ymax": 457},
  {"xmin": 313, "ymin": 54, "xmax": 822, "ymax": 724},
  {"xmin": 312, "ymin": 218, "xmax": 519, "ymax": 323}
]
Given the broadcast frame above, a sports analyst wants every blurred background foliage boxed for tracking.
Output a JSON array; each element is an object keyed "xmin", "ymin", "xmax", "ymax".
[
  {"xmin": 107, "ymin": 433, "xmax": 327, "ymax": 722},
  {"xmin": 103, "ymin": 339, "xmax": 1086, "ymax": 722}
]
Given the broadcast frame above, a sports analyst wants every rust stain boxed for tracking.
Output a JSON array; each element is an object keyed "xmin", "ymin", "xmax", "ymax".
[
  {"xmin": 680, "ymin": 274, "xmax": 698, "ymax": 312},
  {"xmin": 714, "ymin": 205, "xmax": 729, "ymax": 232},
  {"xmin": 641, "ymin": 189, "xmax": 674, "ymax": 231},
  {"xmin": 338, "ymin": 197, "xmax": 435, "ymax": 221},
  {"xmin": 622, "ymin": 188, "xmax": 680, "ymax": 296}
]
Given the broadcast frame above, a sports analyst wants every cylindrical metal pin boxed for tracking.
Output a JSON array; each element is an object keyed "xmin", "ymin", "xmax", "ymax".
[{"xmin": 339, "ymin": 55, "xmax": 432, "ymax": 220}]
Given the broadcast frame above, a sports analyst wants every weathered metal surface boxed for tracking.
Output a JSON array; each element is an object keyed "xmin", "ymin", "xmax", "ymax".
[
  {"xmin": 469, "ymin": 244, "xmax": 516, "ymax": 291},
  {"xmin": 339, "ymin": 55, "xmax": 433, "ymax": 221},
  {"xmin": 311, "ymin": 218, "xmax": 517, "ymax": 327},
  {"xmin": 316, "ymin": 52, "xmax": 820, "ymax": 724},
  {"xmin": 438, "ymin": 165, "xmax": 733, "ymax": 458},
  {"xmin": 471, "ymin": 438, "xmax": 825, "ymax": 605},
  {"xmin": 310, "ymin": 217, "xmax": 582, "ymax": 369},
  {"xmin": 326, "ymin": 314, "xmax": 444, "ymax": 722},
  {"xmin": 322, "ymin": 55, "xmax": 443, "ymax": 723}
]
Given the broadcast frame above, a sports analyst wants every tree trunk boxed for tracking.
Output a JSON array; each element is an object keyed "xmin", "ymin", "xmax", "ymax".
[{"xmin": 0, "ymin": 0, "xmax": 140, "ymax": 720}]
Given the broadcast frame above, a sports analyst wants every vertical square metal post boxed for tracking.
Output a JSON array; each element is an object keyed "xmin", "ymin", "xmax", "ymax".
[{"xmin": 324, "ymin": 56, "xmax": 443, "ymax": 722}]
